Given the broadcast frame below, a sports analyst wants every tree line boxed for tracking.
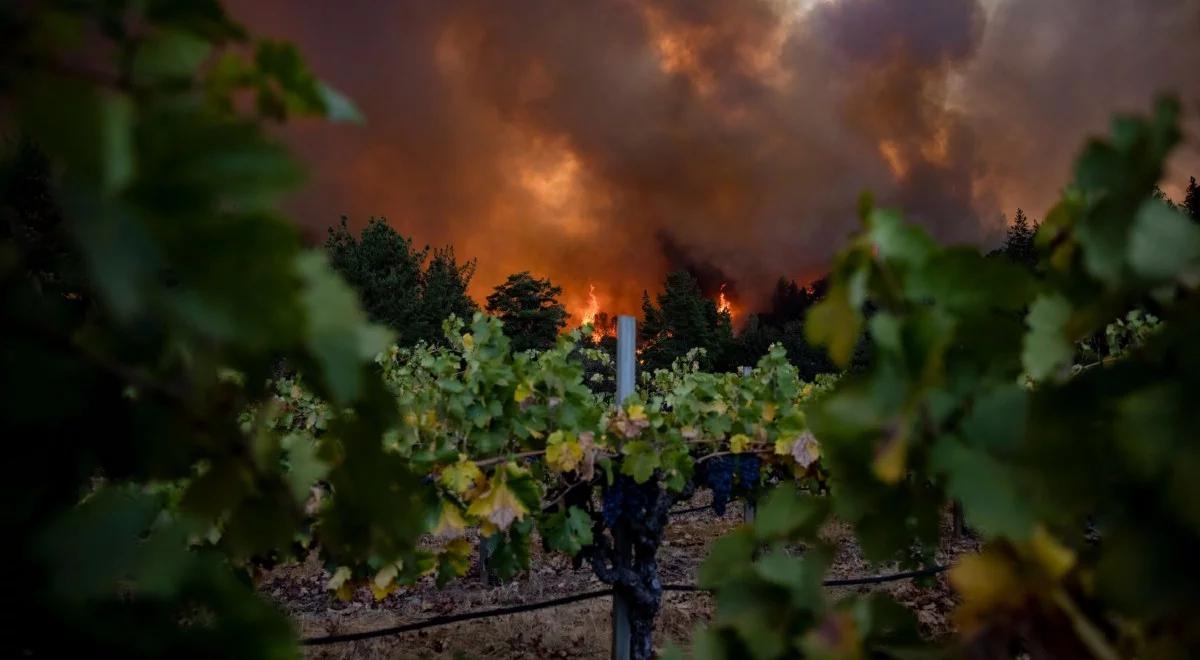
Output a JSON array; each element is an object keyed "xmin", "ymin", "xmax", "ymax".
[{"xmin": 328, "ymin": 179, "xmax": 1200, "ymax": 379}]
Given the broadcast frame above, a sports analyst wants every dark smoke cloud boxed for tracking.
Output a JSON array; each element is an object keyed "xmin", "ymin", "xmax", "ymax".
[
  {"xmin": 959, "ymin": 0, "xmax": 1200, "ymax": 218},
  {"xmin": 656, "ymin": 230, "xmax": 735, "ymax": 299},
  {"xmin": 229, "ymin": 0, "xmax": 1200, "ymax": 318}
]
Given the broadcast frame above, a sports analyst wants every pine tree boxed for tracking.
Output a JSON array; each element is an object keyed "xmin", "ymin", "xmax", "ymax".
[
  {"xmin": 639, "ymin": 270, "xmax": 732, "ymax": 370},
  {"xmin": 1001, "ymin": 208, "xmax": 1038, "ymax": 268},
  {"xmin": 325, "ymin": 217, "xmax": 425, "ymax": 339},
  {"xmin": 485, "ymin": 272, "xmax": 569, "ymax": 352},
  {"xmin": 1184, "ymin": 176, "xmax": 1200, "ymax": 223},
  {"xmin": 325, "ymin": 217, "xmax": 477, "ymax": 345},
  {"xmin": 641, "ymin": 290, "xmax": 664, "ymax": 339},
  {"xmin": 417, "ymin": 246, "xmax": 478, "ymax": 337}
]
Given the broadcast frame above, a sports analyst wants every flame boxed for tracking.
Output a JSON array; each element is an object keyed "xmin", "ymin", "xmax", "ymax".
[
  {"xmin": 581, "ymin": 284, "xmax": 600, "ymax": 325},
  {"xmin": 579, "ymin": 284, "xmax": 614, "ymax": 342},
  {"xmin": 717, "ymin": 283, "xmax": 733, "ymax": 315}
]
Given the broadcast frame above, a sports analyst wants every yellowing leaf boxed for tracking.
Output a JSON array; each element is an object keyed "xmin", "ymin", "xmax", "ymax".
[
  {"xmin": 439, "ymin": 456, "xmax": 485, "ymax": 497},
  {"xmin": 704, "ymin": 400, "xmax": 729, "ymax": 415},
  {"xmin": 371, "ymin": 562, "xmax": 400, "ymax": 600},
  {"xmin": 546, "ymin": 435, "xmax": 584, "ymax": 473},
  {"xmin": 760, "ymin": 403, "xmax": 777, "ymax": 422},
  {"xmin": 791, "ymin": 431, "xmax": 821, "ymax": 468},
  {"xmin": 432, "ymin": 500, "xmax": 468, "ymax": 539},
  {"xmin": 421, "ymin": 409, "xmax": 438, "ymax": 427},
  {"xmin": 807, "ymin": 286, "xmax": 862, "ymax": 368},
  {"xmin": 775, "ymin": 437, "xmax": 793, "ymax": 455},
  {"xmin": 872, "ymin": 429, "xmax": 907, "ymax": 484},
  {"xmin": 461, "ymin": 333, "xmax": 475, "ymax": 351},
  {"xmin": 626, "ymin": 403, "xmax": 646, "ymax": 421},
  {"xmin": 514, "ymin": 382, "xmax": 533, "ymax": 403},
  {"xmin": 577, "ymin": 431, "xmax": 597, "ymax": 481},
  {"xmin": 326, "ymin": 565, "xmax": 351, "ymax": 591},
  {"xmin": 1029, "ymin": 525, "xmax": 1075, "ymax": 580},
  {"xmin": 466, "ymin": 479, "xmax": 529, "ymax": 531},
  {"xmin": 729, "ymin": 434, "xmax": 751, "ymax": 454},
  {"xmin": 800, "ymin": 611, "xmax": 861, "ymax": 659},
  {"xmin": 951, "ymin": 547, "xmax": 1023, "ymax": 632},
  {"xmin": 326, "ymin": 565, "xmax": 354, "ymax": 601},
  {"xmin": 445, "ymin": 537, "xmax": 472, "ymax": 557}
]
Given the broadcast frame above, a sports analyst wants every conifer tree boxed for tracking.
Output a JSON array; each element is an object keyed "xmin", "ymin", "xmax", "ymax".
[{"xmin": 485, "ymin": 271, "xmax": 569, "ymax": 352}]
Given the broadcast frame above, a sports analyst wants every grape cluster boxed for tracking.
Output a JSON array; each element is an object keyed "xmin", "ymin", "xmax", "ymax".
[
  {"xmin": 602, "ymin": 483, "xmax": 622, "ymax": 527},
  {"xmin": 601, "ymin": 475, "xmax": 652, "ymax": 527},
  {"xmin": 736, "ymin": 455, "xmax": 761, "ymax": 491},
  {"xmin": 706, "ymin": 456, "xmax": 733, "ymax": 515}
]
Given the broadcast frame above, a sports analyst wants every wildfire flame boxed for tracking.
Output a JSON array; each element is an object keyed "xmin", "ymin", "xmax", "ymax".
[
  {"xmin": 579, "ymin": 284, "xmax": 613, "ymax": 342},
  {"xmin": 581, "ymin": 284, "xmax": 600, "ymax": 326},
  {"xmin": 717, "ymin": 283, "xmax": 733, "ymax": 315}
]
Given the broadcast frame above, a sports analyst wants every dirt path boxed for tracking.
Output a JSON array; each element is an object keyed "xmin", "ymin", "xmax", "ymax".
[{"xmin": 263, "ymin": 497, "xmax": 978, "ymax": 659}]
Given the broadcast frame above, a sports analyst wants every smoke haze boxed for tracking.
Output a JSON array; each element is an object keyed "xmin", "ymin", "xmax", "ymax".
[{"xmin": 229, "ymin": 0, "xmax": 1200, "ymax": 318}]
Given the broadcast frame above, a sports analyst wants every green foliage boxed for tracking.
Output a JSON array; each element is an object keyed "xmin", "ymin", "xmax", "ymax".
[
  {"xmin": 324, "ymin": 217, "xmax": 478, "ymax": 346},
  {"xmin": 540, "ymin": 506, "xmax": 594, "ymax": 555},
  {"xmin": 265, "ymin": 315, "xmax": 831, "ymax": 604},
  {"xmin": 0, "ymin": 2, "xmax": 413, "ymax": 655},
  {"xmin": 485, "ymin": 271, "xmax": 569, "ymax": 352},
  {"xmin": 700, "ymin": 98, "xmax": 1200, "ymax": 659},
  {"xmin": 729, "ymin": 277, "xmax": 847, "ymax": 381},
  {"xmin": 641, "ymin": 270, "xmax": 734, "ymax": 371},
  {"xmin": 8, "ymin": 3, "xmax": 1200, "ymax": 657}
]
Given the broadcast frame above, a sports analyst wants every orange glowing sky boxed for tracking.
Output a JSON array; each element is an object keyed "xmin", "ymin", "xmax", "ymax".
[{"xmin": 230, "ymin": 0, "xmax": 1200, "ymax": 324}]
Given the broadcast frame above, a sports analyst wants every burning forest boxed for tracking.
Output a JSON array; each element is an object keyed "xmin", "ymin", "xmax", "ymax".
[{"xmin": 227, "ymin": 0, "xmax": 1199, "ymax": 323}]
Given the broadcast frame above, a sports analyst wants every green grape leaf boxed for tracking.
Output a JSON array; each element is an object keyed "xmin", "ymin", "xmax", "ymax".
[
  {"xmin": 317, "ymin": 82, "xmax": 365, "ymax": 124},
  {"xmin": 620, "ymin": 440, "xmax": 662, "ymax": 483},
  {"xmin": 132, "ymin": 29, "xmax": 213, "ymax": 81},
  {"xmin": 1022, "ymin": 294, "xmax": 1074, "ymax": 381},
  {"xmin": 486, "ymin": 518, "xmax": 534, "ymax": 581},
  {"xmin": 282, "ymin": 433, "xmax": 329, "ymax": 505},
  {"xmin": 908, "ymin": 249, "xmax": 1036, "ymax": 313},
  {"xmin": 1128, "ymin": 199, "xmax": 1200, "ymax": 283},
  {"xmin": 697, "ymin": 527, "xmax": 757, "ymax": 590},
  {"xmin": 931, "ymin": 438, "xmax": 1035, "ymax": 539},
  {"xmin": 867, "ymin": 208, "xmax": 936, "ymax": 266},
  {"xmin": 295, "ymin": 251, "xmax": 394, "ymax": 402},
  {"xmin": 806, "ymin": 283, "xmax": 862, "ymax": 368},
  {"xmin": 20, "ymin": 79, "xmax": 134, "ymax": 194},
  {"xmin": 539, "ymin": 506, "xmax": 593, "ymax": 555},
  {"xmin": 35, "ymin": 488, "xmax": 161, "ymax": 600},
  {"xmin": 961, "ymin": 385, "xmax": 1028, "ymax": 451},
  {"xmin": 753, "ymin": 484, "xmax": 828, "ymax": 542}
]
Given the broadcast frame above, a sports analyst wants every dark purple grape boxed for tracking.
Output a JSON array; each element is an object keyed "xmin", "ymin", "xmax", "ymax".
[
  {"xmin": 602, "ymin": 483, "xmax": 623, "ymax": 527},
  {"xmin": 707, "ymin": 456, "xmax": 733, "ymax": 515},
  {"xmin": 737, "ymin": 455, "xmax": 761, "ymax": 490},
  {"xmin": 622, "ymin": 475, "xmax": 648, "ymax": 518}
]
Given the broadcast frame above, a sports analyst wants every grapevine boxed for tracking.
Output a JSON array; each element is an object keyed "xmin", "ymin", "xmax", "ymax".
[
  {"xmin": 6, "ymin": 2, "xmax": 1200, "ymax": 658},
  {"xmin": 692, "ymin": 98, "xmax": 1200, "ymax": 659}
]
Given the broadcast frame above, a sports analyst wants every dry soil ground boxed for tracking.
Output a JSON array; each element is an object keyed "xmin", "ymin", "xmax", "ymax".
[{"xmin": 263, "ymin": 493, "xmax": 979, "ymax": 659}]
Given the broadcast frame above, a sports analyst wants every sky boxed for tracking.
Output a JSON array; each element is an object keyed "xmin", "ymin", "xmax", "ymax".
[{"xmin": 229, "ymin": 0, "xmax": 1200, "ymax": 321}]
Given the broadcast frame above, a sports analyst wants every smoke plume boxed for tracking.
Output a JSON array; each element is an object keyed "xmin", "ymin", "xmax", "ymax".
[{"xmin": 229, "ymin": 0, "xmax": 1200, "ymax": 319}]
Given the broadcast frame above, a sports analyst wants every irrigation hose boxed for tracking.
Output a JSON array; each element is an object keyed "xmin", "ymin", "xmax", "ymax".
[{"xmin": 300, "ymin": 564, "xmax": 948, "ymax": 645}]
